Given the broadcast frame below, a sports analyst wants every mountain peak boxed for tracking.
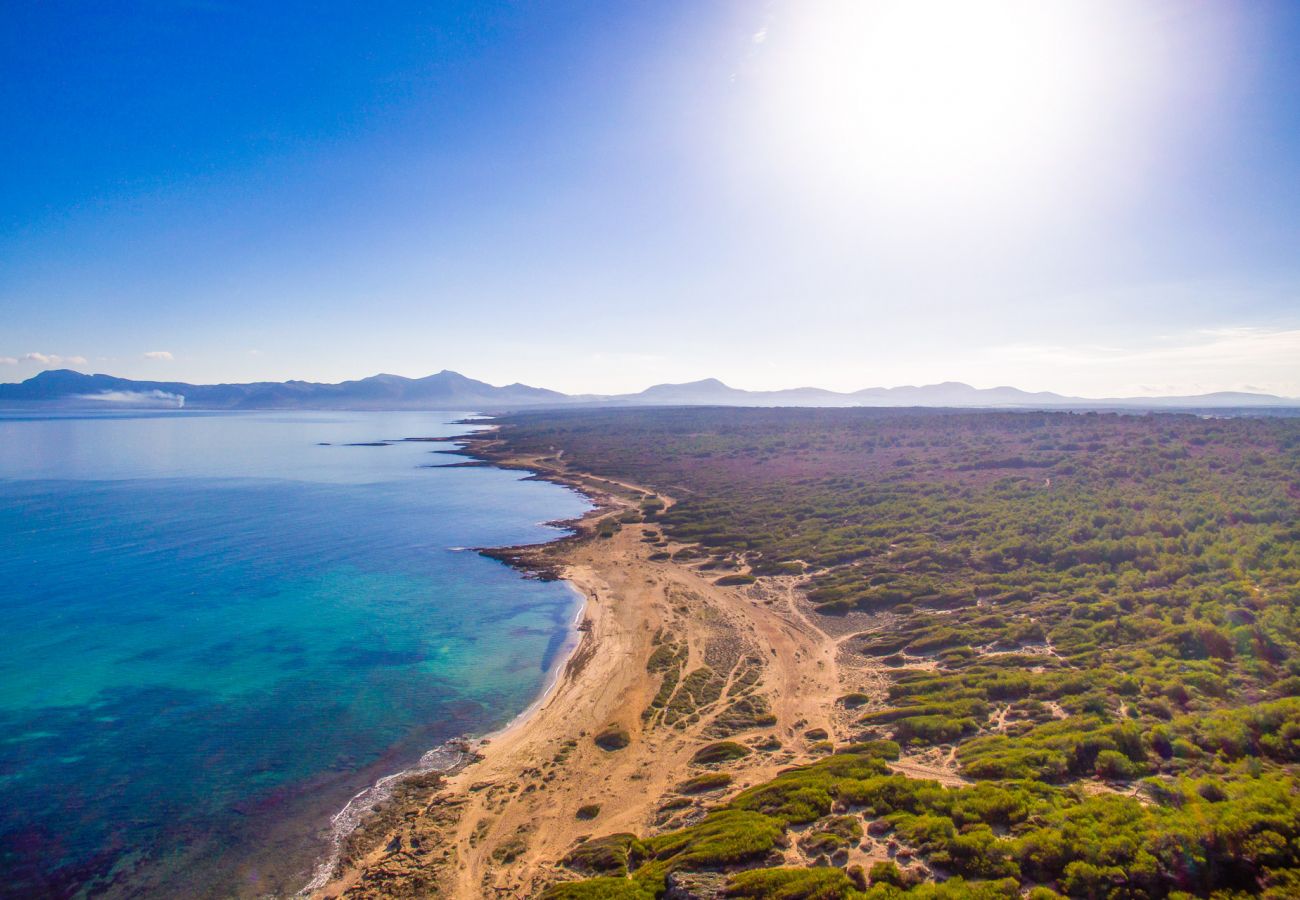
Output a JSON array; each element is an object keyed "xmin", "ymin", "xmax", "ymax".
[
  {"xmin": 1, "ymin": 369, "xmax": 1293, "ymax": 411},
  {"xmin": 30, "ymin": 368, "xmax": 85, "ymax": 380},
  {"xmin": 642, "ymin": 377, "xmax": 732, "ymax": 391}
]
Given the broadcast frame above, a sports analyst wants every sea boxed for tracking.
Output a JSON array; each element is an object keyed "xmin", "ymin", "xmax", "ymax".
[{"xmin": 0, "ymin": 410, "xmax": 591, "ymax": 898}]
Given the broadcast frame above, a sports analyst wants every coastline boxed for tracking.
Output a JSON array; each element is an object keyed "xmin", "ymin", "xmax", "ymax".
[
  {"xmin": 301, "ymin": 427, "xmax": 613, "ymax": 897},
  {"xmin": 299, "ymin": 581, "xmax": 590, "ymax": 896},
  {"xmin": 483, "ymin": 579, "xmax": 590, "ymax": 744},
  {"xmin": 0, "ymin": 410, "xmax": 611, "ymax": 900},
  {"xmin": 309, "ymin": 424, "xmax": 894, "ymax": 899}
]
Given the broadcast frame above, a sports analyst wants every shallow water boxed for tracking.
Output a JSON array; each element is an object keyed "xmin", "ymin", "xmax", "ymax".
[{"xmin": 0, "ymin": 410, "xmax": 590, "ymax": 897}]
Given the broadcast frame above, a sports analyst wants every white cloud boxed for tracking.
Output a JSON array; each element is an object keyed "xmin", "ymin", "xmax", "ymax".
[
  {"xmin": 74, "ymin": 389, "xmax": 185, "ymax": 408},
  {"xmin": 20, "ymin": 352, "xmax": 87, "ymax": 367},
  {"xmin": 143, "ymin": 350, "xmax": 174, "ymax": 361},
  {"xmin": 0, "ymin": 357, "xmax": 16, "ymax": 366}
]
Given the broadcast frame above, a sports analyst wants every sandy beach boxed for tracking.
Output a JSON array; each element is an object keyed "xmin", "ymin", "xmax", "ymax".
[{"xmin": 309, "ymin": 436, "xmax": 926, "ymax": 899}]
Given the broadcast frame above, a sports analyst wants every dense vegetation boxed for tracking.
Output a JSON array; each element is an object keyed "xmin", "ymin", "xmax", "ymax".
[{"xmin": 491, "ymin": 407, "xmax": 1300, "ymax": 899}]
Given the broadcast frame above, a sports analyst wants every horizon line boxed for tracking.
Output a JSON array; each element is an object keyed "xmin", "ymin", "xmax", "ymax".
[{"xmin": 5, "ymin": 366, "xmax": 1297, "ymax": 404}]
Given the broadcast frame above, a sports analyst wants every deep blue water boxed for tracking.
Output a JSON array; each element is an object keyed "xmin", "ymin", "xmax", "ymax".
[{"xmin": 0, "ymin": 411, "xmax": 590, "ymax": 898}]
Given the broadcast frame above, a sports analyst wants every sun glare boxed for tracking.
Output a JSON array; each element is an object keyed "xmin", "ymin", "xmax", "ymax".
[{"xmin": 749, "ymin": 0, "xmax": 1151, "ymax": 212}]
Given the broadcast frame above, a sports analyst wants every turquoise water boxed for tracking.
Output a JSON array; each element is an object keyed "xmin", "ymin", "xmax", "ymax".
[{"xmin": 0, "ymin": 411, "xmax": 590, "ymax": 898}]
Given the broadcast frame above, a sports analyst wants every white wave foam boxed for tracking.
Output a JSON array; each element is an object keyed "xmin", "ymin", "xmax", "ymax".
[
  {"xmin": 298, "ymin": 740, "xmax": 472, "ymax": 896},
  {"xmin": 298, "ymin": 580, "xmax": 589, "ymax": 897}
]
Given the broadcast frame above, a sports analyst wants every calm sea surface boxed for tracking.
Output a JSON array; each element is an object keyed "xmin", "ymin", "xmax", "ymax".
[{"xmin": 0, "ymin": 410, "xmax": 590, "ymax": 898}]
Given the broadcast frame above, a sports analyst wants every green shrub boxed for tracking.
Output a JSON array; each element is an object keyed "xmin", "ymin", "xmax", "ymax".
[
  {"xmin": 692, "ymin": 741, "xmax": 752, "ymax": 765},
  {"xmin": 677, "ymin": 773, "xmax": 733, "ymax": 794},
  {"xmin": 890, "ymin": 715, "xmax": 978, "ymax": 745},
  {"xmin": 868, "ymin": 860, "xmax": 905, "ymax": 887},
  {"xmin": 594, "ymin": 726, "xmax": 631, "ymax": 751},
  {"xmin": 1093, "ymin": 750, "xmax": 1135, "ymax": 780},
  {"xmin": 634, "ymin": 809, "xmax": 785, "ymax": 888},
  {"xmin": 562, "ymin": 834, "xmax": 643, "ymax": 876},
  {"xmin": 724, "ymin": 866, "xmax": 861, "ymax": 898},
  {"xmin": 716, "ymin": 573, "xmax": 757, "ymax": 586},
  {"xmin": 541, "ymin": 878, "xmax": 655, "ymax": 899}
]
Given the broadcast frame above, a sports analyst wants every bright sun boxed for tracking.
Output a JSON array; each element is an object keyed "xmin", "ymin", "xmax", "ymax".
[{"xmin": 748, "ymin": 0, "xmax": 1152, "ymax": 211}]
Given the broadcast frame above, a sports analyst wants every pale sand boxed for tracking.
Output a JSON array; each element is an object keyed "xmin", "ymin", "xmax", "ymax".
[{"xmin": 311, "ymin": 449, "xmax": 952, "ymax": 899}]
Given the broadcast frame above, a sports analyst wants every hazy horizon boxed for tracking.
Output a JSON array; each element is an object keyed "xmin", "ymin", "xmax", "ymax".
[
  {"xmin": 6, "ymin": 364, "xmax": 1299, "ymax": 402},
  {"xmin": 4, "ymin": 1, "xmax": 1299, "ymax": 396}
]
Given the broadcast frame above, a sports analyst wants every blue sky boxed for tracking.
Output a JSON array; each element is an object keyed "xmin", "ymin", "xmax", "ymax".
[{"xmin": 3, "ymin": 0, "xmax": 1299, "ymax": 396}]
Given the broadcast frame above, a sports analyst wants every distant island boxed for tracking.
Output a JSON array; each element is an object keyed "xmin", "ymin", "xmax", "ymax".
[{"xmin": 2, "ymin": 368, "xmax": 1296, "ymax": 411}]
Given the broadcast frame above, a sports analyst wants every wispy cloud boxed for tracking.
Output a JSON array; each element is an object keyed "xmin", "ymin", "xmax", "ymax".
[
  {"xmin": 74, "ymin": 389, "xmax": 185, "ymax": 407},
  {"xmin": 21, "ymin": 352, "xmax": 88, "ymax": 367},
  {"xmin": 993, "ymin": 327, "xmax": 1300, "ymax": 367},
  {"xmin": 0, "ymin": 357, "xmax": 16, "ymax": 366},
  {"xmin": 143, "ymin": 350, "xmax": 174, "ymax": 360},
  {"xmin": 985, "ymin": 326, "xmax": 1300, "ymax": 397}
]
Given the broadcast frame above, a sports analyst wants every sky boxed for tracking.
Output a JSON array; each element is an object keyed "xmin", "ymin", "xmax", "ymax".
[{"xmin": 2, "ymin": 0, "xmax": 1299, "ymax": 397}]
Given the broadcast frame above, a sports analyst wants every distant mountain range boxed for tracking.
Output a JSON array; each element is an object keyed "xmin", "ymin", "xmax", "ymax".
[{"xmin": 2, "ymin": 368, "xmax": 1296, "ymax": 411}]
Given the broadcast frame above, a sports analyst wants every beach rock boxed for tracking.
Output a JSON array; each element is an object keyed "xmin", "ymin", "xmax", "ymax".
[{"xmin": 664, "ymin": 871, "xmax": 727, "ymax": 898}]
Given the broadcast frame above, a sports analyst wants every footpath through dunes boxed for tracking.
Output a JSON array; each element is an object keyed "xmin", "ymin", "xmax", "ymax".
[{"xmin": 311, "ymin": 443, "xmax": 904, "ymax": 899}]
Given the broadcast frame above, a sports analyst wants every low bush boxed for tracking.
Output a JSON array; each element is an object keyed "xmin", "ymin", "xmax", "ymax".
[
  {"xmin": 594, "ymin": 726, "xmax": 631, "ymax": 752},
  {"xmin": 692, "ymin": 741, "xmax": 752, "ymax": 765},
  {"xmin": 716, "ymin": 574, "xmax": 758, "ymax": 586},
  {"xmin": 678, "ymin": 773, "xmax": 733, "ymax": 794}
]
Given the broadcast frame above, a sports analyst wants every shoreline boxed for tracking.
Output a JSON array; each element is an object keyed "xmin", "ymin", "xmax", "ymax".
[
  {"xmin": 310, "ymin": 423, "xmax": 877, "ymax": 900},
  {"xmin": 301, "ymin": 428, "xmax": 612, "ymax": 897},
  {"xmin": 483, "ymin": 579, "xmax": 590, "ymax": 746},
  {"xmin": 299, "ymin": 581, "xmax": 590, "ymax": 897}
]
